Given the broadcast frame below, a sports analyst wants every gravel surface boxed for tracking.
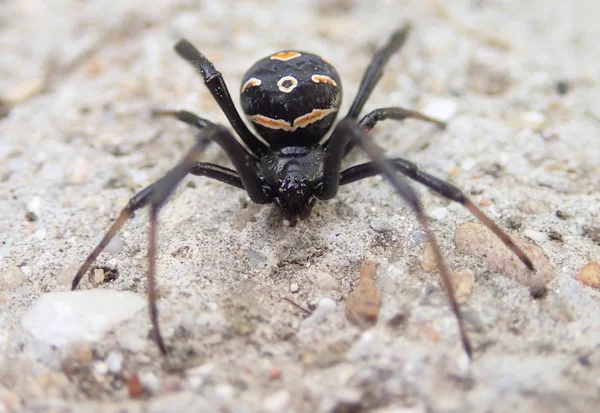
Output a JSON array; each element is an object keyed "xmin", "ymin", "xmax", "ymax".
[{"xmin": 1, "ymin": 1, "xmax": 600, "ymax": 412}]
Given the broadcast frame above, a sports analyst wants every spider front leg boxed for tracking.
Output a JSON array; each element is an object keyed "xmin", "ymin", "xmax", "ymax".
[
  {"xmin": 320, "ymin": 119, "xmax": 472, "ymax": 359},
  {"xmin": 341, "ymin": 107, "xmax": 447, "ymax": 156},
  {"xmin": 72, "ymin": 125, "xmax": 270, "ymax": 355},
  {"xmin": 151, "ymin": 109, "xmax": 214, "ymax": 130},
  {"xmin": 346, "ymin": 23, "xmax": 412, "ymax": 119},
  {"xmin": 338, "ymin": 158, "xmax": 534, "ymax": 271},
  {"xmin": 174, "ymin": 39, "xmax": 268, "ymax": 157}
]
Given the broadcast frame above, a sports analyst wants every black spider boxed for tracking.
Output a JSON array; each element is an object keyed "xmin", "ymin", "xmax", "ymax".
[{"xmin": 71, "ymin": 24, "xmax": 534, "ymax": 359}]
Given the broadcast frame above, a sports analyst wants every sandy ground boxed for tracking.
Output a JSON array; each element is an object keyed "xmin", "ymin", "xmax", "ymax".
[{"xmin": 1, "ymin": 0, "xmax": 600, "ymax": 412}]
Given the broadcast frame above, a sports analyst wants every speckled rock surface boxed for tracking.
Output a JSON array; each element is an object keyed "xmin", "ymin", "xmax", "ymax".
[{"xmin": 1, "ymin": 1, "xmax": 600, "ymax": 412}]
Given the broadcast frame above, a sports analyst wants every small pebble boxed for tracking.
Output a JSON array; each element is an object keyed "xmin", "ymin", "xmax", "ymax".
[
  {"xmin": 576, "ymin": 261, "xmax": 600, "ymax": 289},
  {"xmin": 430, "ymin": 206, "xmax": 448, "ymax": 222},
  {"xmin": 94, "ymin": 362, "xmax": 109, "ymax": 375},
  {"xmin": 261, "ymin": 390, "xmax": 291, "ymax": 413},
  {"xmin": 518, "ymin": 199, "xmax": 549, "ymax": 214},
  {"xmin": 303, "ymin": 297, "xmax": 336, "ymax": 324},
  {"xmin": 411, "ymin": 230, "xmax": 427, "ymax": 245},
  {"xmin": 454, "ymin": 222, "xmax": 554, "ymax": 291},
  {"xmin": 139, "ymin": 371, "xmax": 160, "ymax": 394},
  {"xmin": 0, "ymin": 265, "xmax": 28, "ymax": 290},
  {"xmin": 315, "ymin": 271, "xmax": 339, "ymax": 291},
  {"xmin": 74, "ymin": 343, "xmax": 93, "ymax": 364},
  {"xmin": 421, "ymin": 97, "xmax": 457, "ymax": 122},
  {"xmin": 22, "ymin": 290, "xmax": 145, "ymax": 347},
  {"xmin": 523, "ymin": 229, "xmax": 550, "ymax": 243},
  {"xmin": 478, "ymin": 198, "xmax": 493, "ymax": 207},
  {"xmin": 26, "ymin": 196, "xmax": 42, "ymax": 217},
  {"xmin": 93, "ymin": 268, "xmax": 105, "ymax": 284},
  {"xmin": 421, "ymin": 242, "xmax": 438, "ymax": 272},
  {"xmin": 345, "ymin": 260, "xmax": 382, "ymax": 328},
  {"xmin": 448, "ymin": 268, "xmax": 475, "ymax": 304},
  {"xmin": 128, "ymin": 373, "xmax": 144, "ymax": 398},
  {"xmin": 520, "ymin": 111, "xmax": 546, "ymax": 129},
  {"xmin": 290, "ymin": 282, "xmax": 299, "ymax": 293},
  {"xmin": 106, "ymin": 352, "xmax": 124, "ymax": 374}
]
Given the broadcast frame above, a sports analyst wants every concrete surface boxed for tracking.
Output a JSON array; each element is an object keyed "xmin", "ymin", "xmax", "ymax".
[{"xmin": 1, "ymin": 0, "xmax": 599, "ymax": 412}]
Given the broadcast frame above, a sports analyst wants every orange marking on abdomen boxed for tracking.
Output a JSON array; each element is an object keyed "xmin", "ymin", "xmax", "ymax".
[
  {"xmin": 270, "ymin": 51, "xmax": 302, "ymax": 61},
  {"xmin": 250, "ymin": 114, "xmax": 293, "ymax": 131},
  {"xmin": 311, "ymin": 74, "xmax": 337, "ymax": 87},
  {"xmin": 293, "ymin": 108, "xmax": 338, "ymax": 129},
  {"xmin": 241, "ymin": 77, "xmax": 262, "ymax": 93}
]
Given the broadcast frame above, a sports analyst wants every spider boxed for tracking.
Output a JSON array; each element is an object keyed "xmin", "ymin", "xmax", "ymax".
[{"xmin": 71, "ymin": 24, "xmax": 534, "ymax": 359}]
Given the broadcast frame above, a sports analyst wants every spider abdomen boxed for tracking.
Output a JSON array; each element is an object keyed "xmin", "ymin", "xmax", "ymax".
[{"xmin": 240, "ymin": 51, "xmax": 342, "ymax": 148}]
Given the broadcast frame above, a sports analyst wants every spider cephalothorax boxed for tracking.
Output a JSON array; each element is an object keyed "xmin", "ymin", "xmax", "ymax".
[{"xmin": 72, "ymin": 25, "xmax": 535, "ymax": 360}]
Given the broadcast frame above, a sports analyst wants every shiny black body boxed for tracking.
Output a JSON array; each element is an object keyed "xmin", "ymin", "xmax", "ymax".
[
  {"xmin": 240, "ymin": 52, "xmax": 342, "ymax": 146},
  {"xmin": 71, "ymin": 25, "xmax": 535, "ymax": 360}
]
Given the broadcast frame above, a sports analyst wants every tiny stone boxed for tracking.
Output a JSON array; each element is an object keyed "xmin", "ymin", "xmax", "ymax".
[
  {"xmin": 106, "ymin": 352, "xmax": 124, "ymax": 374},
  {"xmin": 430, "ymin": 207, "xmax": 448, "ymax": 221},
  {"xmin": 523, "ymin": 229, "xmax": 550, "ymax": 243},
  {"xmin": 74, "ymin": 343, "xmax": 94, "ymax": 364},
  {"xmin": 139, "ymin": 371, "xmax": 160, "ymax": 394},
  {"xmin": 520, "ymin": 111, "xmax": 546, "ymax": 129},
  {"xmin": 94, "ymin": 362, "xmax": 109, "ymax": 375},
  {"xmin": 290, "ymin": 282, "xmax": 299, "ymax": 293},
  {"xmin": 303, "ymin": 297, "xmax": 336, "ymax": 324},
  {"xmin": 421, "ymin": 242, "xmax": 438, "ymax": 272},
  {"xmin": 576, "ymin": 261, "xmax": 600, "ymax": 289},
  {"xmin": 26, "ymin": 196, "xmax": 42, "ymax": 217},
  {"xmin": 478, "ymin": 198, "xmax": 493, "ymax": 207},
  {"xmin": 315, "ymin": 271, "xmax": 339, "ymax": 291},
  {"xmin": 518, "ymin": 199, "xmax": 549, "ymax": 214},
  {"xmin": 22, "ymin": 290, "xmax": 145, "ymax": 347},
  {"xmin": 93, "ymin": 268, "xmax": 105, "ymax": 284},
  {"xmin": 261, "ymin": 390, "xmax": 291, "ymax": 413},
  {"xmin": 454, "ymin": 222, "xmax": 554, "ymax": 289},
  {"xmin": 411, "ymin": 230, "xmax": 428, "ymax": 245},
  {"xmin": 422, "ymin": 97, "xmax": 457, "ymax": 122},
  {"xmin": 0, "ymin": 265, "xmax": 28, "ymax": 290}
]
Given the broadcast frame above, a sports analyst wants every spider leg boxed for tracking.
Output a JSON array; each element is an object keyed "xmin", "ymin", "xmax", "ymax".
[
  {"xmin": 359, "ymin": 107, "xmax": 446, "ymax": 132},
  {"xmin": 174, "ymin": 39, "xmax": 268, "ymax": 157},
  {"xmin": 322, "ymin": 119, "xmax": 472, "ymax": 359},
  {"xmin": 151, "ymin": 109, "xmax": 214, "ymax": 130},
  {"xmin": 73, "ymin": 125, "xmax": 270, "ymax": 355},
  {"xmin": 190, "ymin": 162, "xmax": 244, "ymax": 190},
  {"xmin": 346, "ymin": 23, "xmax": 411, "ymax": 119},
  {"xmin": 339, "ymin": 159, "xmax": 534, "ymax": 271},
  {"xmin": 342, "ymin": 106, "xmax": 447, "ymax": 156}
]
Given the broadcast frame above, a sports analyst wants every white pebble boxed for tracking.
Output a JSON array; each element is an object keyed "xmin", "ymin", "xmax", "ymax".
[
  {"xmin": 139, "ymin": 371, "xmax": 160, "ymax": 393},
  {"xmin": 94, "ymin": 362, "xmax": 109, "ymax": 375},
  {"xmin": 430, "ymin": 207, "xmax": 448, "ymax": 222},
  {"xmin": 262, "ymin": 390, "xmax": 291, "ymax": 413},
  {"xmin": 422, "ymin": 98, "xmax": 457, "ymax": 122},
  {"xmin": 290, "ymin": 282, "xmax": 299, "ymax": 293},
  {"xmin": 315, "ymin": 271, "xmax": 339, "ymax": 291},
  {"xmin": 304, "ymin": 297, "xmax": 336, "ymax": 324},
  {"xmin": 523, "ymin": 229, "xmax": 550, "ymax": 243},
  {"xmin": 22, "ymin": 290, "xmax": 145, "ymax": 347},
  {"xmin": 26, "ymin": 197, "xmax": 42, "ymax": 216},
  {"xmin": 520, "ymin": 111, "xmax": 546, "ymax": 129},
  {"xmin": 106, "ymin": 352, "xmax": 124, "ymax": 373}
]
